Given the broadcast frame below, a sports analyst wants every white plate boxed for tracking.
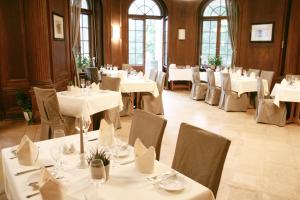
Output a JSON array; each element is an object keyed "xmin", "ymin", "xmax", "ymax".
[
  {"xmin": 117, "ymin": 145, "xmax": 130, "ymax": 158},
  {"xmin": 159, "ymin": 176, "xmax": 185, "ymax": 192}
]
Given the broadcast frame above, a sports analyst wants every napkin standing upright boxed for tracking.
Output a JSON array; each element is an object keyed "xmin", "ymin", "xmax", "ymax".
[
  {"xmin": 250, "ymin": 72, "xmax": 256, "ymax": 79},
  {"xmin": 39, "ymin": 168, "xmax": 64, "ymax": 200},
  {"xmin": 16, "ymin": 135, "xmax": 39, "ymax": 166},
  {"xmin": 91, "ymin": 82, "xmax": 100, "ymax": 91},
  {"xmin": 134, "ymin": 138, "xmax": 155, "ymax": 174},
  {"xmin": 98, "ymin": 119, "xmax": 115, "ymax": 146}
]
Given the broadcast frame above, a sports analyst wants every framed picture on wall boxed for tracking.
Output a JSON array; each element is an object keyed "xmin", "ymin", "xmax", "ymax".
[
  {"xmin": 52, "ymin": 13, "xmax": 64, "ymax": 40},
  {"xmin": 250, "ymin": 23, "xmax": 274, "ymax": 42}
]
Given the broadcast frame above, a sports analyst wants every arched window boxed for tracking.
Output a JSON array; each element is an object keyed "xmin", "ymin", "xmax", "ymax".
[
  {"xmin": 128, "ymin": 0, "xmax": 167, "ymax": 73},
  {"xmin": 80, "ymin": 0, "xmax": 92, "ymax": 58},
  {"xmin": 199, "ymin": 0, "xmax": 232, "ymax": 66}
]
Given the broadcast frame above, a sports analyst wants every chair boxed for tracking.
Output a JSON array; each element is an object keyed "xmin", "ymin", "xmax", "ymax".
[
  {"xmin": 285, "ymin": 74, "xmax": 300, "ymax": 80},
  {"xmin": 191, "ymin": 67, "xmax": 208, "ymax": 100},
  {"xmin": 205, "ymin": 70, "xmax": 221, "ymax": 105},
  {"xmin": 119, "ymin": 93, "xmax": 134, "ymax": 116},
  {"xmin": 33, "ymin": 87, "xmax": 74, "ymax": 140},
  {"xmin": 149, "ymin": 68, "xmax": 158, "ymax": 81},
  {"xmin": 256, "ymin": 78, "xmax": 287, "ymax": 126},
  {"xmin": 140, "ymin": 71, "xmax": 166, "ymax": 115},
  {"xmin": 172, "ymin": 123, "xmax": 231, "ymax": 197},
  {"xmin": 100, "ymin": 76, "xmax": 121, "ymax": 129},
  {"xmin": 85, "ymin": 67, "xmax": 99, "ymax": 84},
  {"xmin": 122, "ymin": 64, "xmax": 133, "ymax": 71},
  {"xmin": 260, "ymin": 70, "xmax": 274, "ymax": 92},
  {"xmin": 233, "ymin": 66, "xmax": 243, "ymax": 72},
  {"xmin": 218, "ymin": 73, "xmax": 249, "ymax": 111},
  {"xmin": 128, "ymin": 109, "xmax": 167, "ymax": 160},
  {"xmin": 247, "ymin": 68, "xmax": 260, "ymax": 77}
]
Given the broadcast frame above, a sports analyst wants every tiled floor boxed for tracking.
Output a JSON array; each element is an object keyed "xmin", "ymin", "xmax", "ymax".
[{"xmin": 1, "ymin": 90, "xmax": 300, "ymax": 200}]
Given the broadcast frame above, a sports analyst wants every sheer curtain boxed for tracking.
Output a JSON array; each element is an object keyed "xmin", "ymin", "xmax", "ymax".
[
  {"xmin": 70, "ymin": 0, "xmax": 82, "ymax": 86},
  {"xmin": 226, "ymin": 0, "xmax": 239, "ymax": 66}
]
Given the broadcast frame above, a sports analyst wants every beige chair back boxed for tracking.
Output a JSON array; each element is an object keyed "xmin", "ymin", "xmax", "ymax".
[
  {"xmin": 100, "ymin": 76, "xmax": 121, "ymax": 91},
  {"xmin": 285, "ymin": 74, "xmax": 300, "ymax": 80},
  {"xmin": 248, "ymin": 68, "xmax": 260, "ymax": 77},
  {"xmin": 206, "ymin": 70, "xmax": 216, "ymax": 88},
  {"xmin": 219, "ymin": 73, "xmax": 232, "ymax": 108},
  {"xmin": 86, "ymin": 67, "xmax": 99, "ymax": 84},
  {"xmin": 260, "ymin": 70, "xmax": 274, "ymax": 91},
  {"xmin": 257, "ymin": 78, "xmax": 265, "ymax": 102},
  {"xmin": 128, "ymin": 109, "xmax": 167, "ymax": 160},
  {"xmin": 172, "ymin": 123, "xmax": 231, "ymax": 197},
  {"xmin": 33, "ymin": 87, "xmax": 64, "ymax": 140},
  {"xmin": 191, "ymin": 67, "xmax": 201, "ymax": 84},
  {"xmin": 149, "ymin": 69, "xmax": 158, "ymax": 81},
  {"xmin": 155, "ymin": 72, "xmax": 166, "ymax": 93},
  {"xmin": 122, "ymin": 64, "xmax": 133, "ymax": 71}
]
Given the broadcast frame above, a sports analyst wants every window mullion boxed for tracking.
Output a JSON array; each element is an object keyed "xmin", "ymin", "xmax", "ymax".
[{"xmin": 216, "ymin": 19, "xmax": 221, "ymax": 57}]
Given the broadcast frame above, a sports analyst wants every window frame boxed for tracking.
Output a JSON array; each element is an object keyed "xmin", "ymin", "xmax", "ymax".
[{"xmin": 199, "ymin": 0, "xmax": 232, "ymax": 65}]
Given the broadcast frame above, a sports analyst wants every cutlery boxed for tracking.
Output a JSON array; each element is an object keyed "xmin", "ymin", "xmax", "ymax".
[
  {"xmin": 9, "ymin": 156, "xmax": 17, "ymax": 159},
  {"xmin": 26, "ymin": 192, "xmax": 39, "ymax": 198},
  {"xmin": 15, "ymin": 165, "xmax": 54, "ymax": 176},
  {"xmin": 146, "ymin": 171, "xmax": 178, "ymax": 184},
  {"xmin": 120, "ymin": 159, "xmax": 135, "ymax": 165},
  {"xmin": 27, "ymin": 176, "xmax": 64, "ymax": 186},
  {"xmin": 88, "ymin": 138, "xmax": 98, "ymax": 142}
]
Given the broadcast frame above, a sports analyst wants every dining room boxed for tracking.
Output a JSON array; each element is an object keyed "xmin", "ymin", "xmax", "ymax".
[{"xmin": 1, "ymin": 0, "xmax": 300, "ymax": 200}]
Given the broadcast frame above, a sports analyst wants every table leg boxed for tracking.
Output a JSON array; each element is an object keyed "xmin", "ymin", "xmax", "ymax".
[
  {"xmin": 287, "ymin": 102, "xmax": 295, "ymax": 123},
  {"xmin": 171, "ymin": 81, "xmax": 174, "ymax": 90}
]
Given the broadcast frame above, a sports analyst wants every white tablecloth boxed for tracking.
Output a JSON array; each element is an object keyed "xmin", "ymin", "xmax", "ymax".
[
  {"xmin": 168, "ymin": 68, "xmax": 192, "ymax": 81},
  {"xmin": 2, "ymin": 132, "xmax": 215, "ymax": 200},
  {"xmin": 271, "ymin": 83, "xmax": 300, "ymax": 106},
  {"xmin": 200, "ymin": 72, "xmax": 269, "ymax": 96},
  {"xmin": 120, "ymin": 78, "xmax": 159, "ymax": 97},
  {"xmin": 57, "ymin": 90, "xmax": 123, "ymax": 121}
]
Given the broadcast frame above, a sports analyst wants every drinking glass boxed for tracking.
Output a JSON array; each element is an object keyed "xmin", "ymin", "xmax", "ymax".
[
  {"xmin": 75, "ymin": 117, "xmax": 91, "ymax": 142},
  {"xmin": 80, "ymin": 78, "xmax": 86, "ymax": 88},
  {"xmin": 50, "ymin": 143, "xmax": 62, "ymax": 177},
  {"xmin": 86, "ymin": 80, "xmax": 91, "ymax": 95},
  {"xmin": 90, "ymin": 159, "xmax": 106, "ymax": 187}
]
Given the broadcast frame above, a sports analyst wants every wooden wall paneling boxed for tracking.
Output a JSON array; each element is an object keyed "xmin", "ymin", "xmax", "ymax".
[
  {"xmin": 111, "ymin": 0, "xmax": 122, "ymax": 66},
  {"xmin": 94, "ymin": 0, "xmax": 104, "ymax": 66},
  {"xmin": 284, "ymin": 0, "xmax": 300, "ymax": 75},
  {"xmin": 236, "ymin": 0, "xmax": 287, "ymax": 84},
  {"xmin": 102, "ymin": 0, "xmax": 112, "ymax": 64}
]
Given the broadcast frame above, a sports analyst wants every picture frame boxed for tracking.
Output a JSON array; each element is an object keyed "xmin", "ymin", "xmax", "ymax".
[
  {"xmin": 250, "ymin": 22, "xmax": 274, "ymax": 42},
  {"xmin": 178, "ymin": 29, "xmax": 186, "ymax": 40},
  {"xmin": 52, "ymin": 13, "xmax": 64, "ymax": 40}
]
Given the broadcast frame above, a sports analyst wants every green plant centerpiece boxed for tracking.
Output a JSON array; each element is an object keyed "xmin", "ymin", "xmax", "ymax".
[
  {"xmin": 16, "ymin": 90, "xmax": 33, "ymax": 125},
  {"xmin": 76, "ymin": 55, "xmax": 91, "ymax": 72},
  {"xmin": 208, "ymin": 56, "xmax": 223, "ymax": 70},
  {"xmin": 87, "ymin": 148, "xmax": 110, "ymax": 181}
]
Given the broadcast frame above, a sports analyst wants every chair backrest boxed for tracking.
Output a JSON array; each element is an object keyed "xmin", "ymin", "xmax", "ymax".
[
  {"xmin": 122, "ymin": 64, "xmax": 133, "ymax": 71},
  {"xmin": 285, "ymin": 74, "xmax": 300, "ymax": 80},
  {"xmin": 172, "ymin": 123, "xmax": 231, "ymax": 197},
  {"xmin": 220, "ymin": 72, "xmax": 232, "ymax": 92},
  {"xmin": 33, "ymin": 87, "xmax": 63, "ymax": 123},
  {"xmin": 149, "ymin": 69, "xmax": 158, "ymax": 81},
  {"xmin": 86, "ymin": 67, "xmax": 99, "ymax": 84},
  {"xmin": 128, "ymin": 109, "xmax": 167, "ymax": 160},
  {"xmin": 100, "ymin": 76, "xmax": 121, "ymax": 92},
  {"xmin": 257, "ymin": 78, "xmax": 265, "ymax": 101},
  {"xmin": 155, "ymin": 71, "xmax": 166, "ymax": 93},
  {"xmin": 260, "ymin": 70, "xmax": 274, "ymax": 91},
  {"xmin": 206, "ymin": 70, "xmax": 216, "ymax": 88},
  {"xmin": 191, "ymin": 67, "xmax": 201, "ymax": 84},
  {"xmin": 248, "ymin": 68, "xmax": 260, "ymax": 77}
]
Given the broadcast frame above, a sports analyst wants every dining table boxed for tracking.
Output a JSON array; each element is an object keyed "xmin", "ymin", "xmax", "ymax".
[
  {"xmin": 1, "ymin": 131, "xmax": 215, "ymax": 200},
  {"xmin": 271, "ymin": 83, "xmax": 300, "ymax": 124}
]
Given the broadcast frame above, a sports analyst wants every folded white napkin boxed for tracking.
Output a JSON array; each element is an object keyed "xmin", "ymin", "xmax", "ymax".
[
  {"xmin": 91, "ymin": 82, "xmax": 100, "ymax": 91},
  {"xmin": 69, "ymin": 86, "xmax": 81, "ymax": 94},
  {"xmin": 98, "ymin": 119, "xmax": 115, "ymax": 146},
  {"xmin": 250, "ymin": 72, "xmax": 256, "ymax": 79},
  {"xmin": 186, "ymin": 65, "xmax": 191, "ymax": 69},
  {"xmin": 113, "ymin": 67, "xmax": 118, "ymax": 71},
  {"xmin": 236, "ymin": 70, "xmax": 242, "ymax": 77},
  {"xmin": 16, "ymin": 135, "xmax": 39, "ymax": 166},
  {"xmin": 281, "ymin": 78, "xmax": 288, "ymax": 86},
  {"xmin": 39, "ymin": 168, "xmax": 64, "ymax": 200},
  {"xmin": 169, "ymin": 64, "xmax": 176, "ymax": 69},
  {"xmin": 138, "ymin": 71, "xmax": 144, "ymax": 79},
  {"xmin": 295, "ymin": 80, "xmax": 300, "ymax": 86},
  {"xmin": 134, "ymin": 138, "xmax": 155, "ymax": 174}
]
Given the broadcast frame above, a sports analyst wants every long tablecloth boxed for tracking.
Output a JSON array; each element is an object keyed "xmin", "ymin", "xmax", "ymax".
[
  {"xmin": 2, "ymin": 132, "xmax": 214, "ymax": 200},
  {"xmin": 120, "ymin": 78, "xmax": 159, "ymax": 97},
  {"xmin": 271, "ymin": 83, "xmax": 300, "ymax": 106},
  {"xmin": 57, "ymin": 90, "xmax": 123, "ymax": 121},
  {"xmin": 168, "ymin": 68, "xmax": 192, "ymax": 81}
]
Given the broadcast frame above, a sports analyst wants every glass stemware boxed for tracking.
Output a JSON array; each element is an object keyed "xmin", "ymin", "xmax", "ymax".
[
  {"xmin": 50, "ymin": 143, "xmax": 62, "ymax": 177},
  {"xmin": 75, "ymin": 117, "xmax": 92, "ymax": 143},
  {"xmin": 90, "ymin": 159, "xmax": 106, "ymax": 188},
  {"xmin": 80, "ymin": 78, "xmax": 86, "ymax": 88}
]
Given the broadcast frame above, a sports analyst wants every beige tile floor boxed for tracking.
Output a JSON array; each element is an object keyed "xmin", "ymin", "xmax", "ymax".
[{"xmin": 1, "ymin": 90, "xmax": 300, "ymax": 200}]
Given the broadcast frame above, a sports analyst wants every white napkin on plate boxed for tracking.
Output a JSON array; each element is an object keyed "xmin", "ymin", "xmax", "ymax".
[
  {"xmin": 16, "ymin": 135, "xmax": 39, "ymax": 166},
  {"xmin": 39, "ymin": 168, "xmax": 64, "ymax": 200},
  {"xmin": 169, "ymin": 64, "xmax": 176, "ymax": 69},
  {"xmin": 281, "ymin": 78, "xmax": 288, "ymax": 86},
  {"xmin": 134, "ymin": 138, "xmax": 155, "ymax": 174},
  {"xmin": 98, "ymin": 119, "xmax": 115, "ymax": 146},
  {"xmin": 250, "ymin": 72, "xmax": 256, "ymax": 79},
  {"xmin": 91, "ymin": 82, "xmax": 99, "ymax": 91},
  {"xmin": 69, "ymin": 86, "xmax": 81, "ymax": 94}
]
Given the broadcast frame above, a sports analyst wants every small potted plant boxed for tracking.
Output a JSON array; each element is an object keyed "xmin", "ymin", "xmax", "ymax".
[
  {"xmin": 87, "ymin": 148, "xmax": 110, "ymax": 181},
  {"xmin": 208, "ymin": 56, "xmax": 223, "ymax": 70},
  {"xmin": 15, "ymin": 90, "xmax": 33, "ymax": 125},
  {"xmin": 76, "ymin": 55, "xmax": 91, "ymax": 72}
]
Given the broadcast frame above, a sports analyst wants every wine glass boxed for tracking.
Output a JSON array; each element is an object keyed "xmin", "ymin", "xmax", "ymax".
[
  {"xmin": 86, "ymin": 80, "xmax": 91, "ymax": 95},
  {"xmin": 80, "ymin": 78, "xmax": 86, "ymax": 88},
  {"xmin": 50, "ymin": 143, "xmax": 62, "ymax": 177},
  {"xmin": 75, "ymin": 117, "xmax": 91, "ymax": 142},
  {"xmin": 90, "ymin": 159, "xmax": 106, "ymax": 188}
]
